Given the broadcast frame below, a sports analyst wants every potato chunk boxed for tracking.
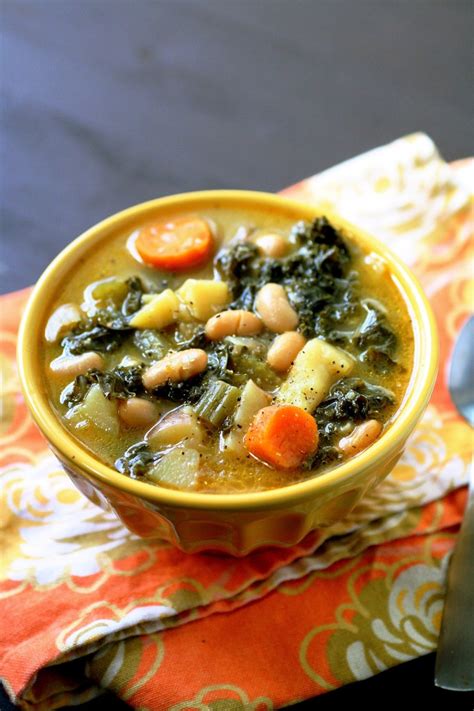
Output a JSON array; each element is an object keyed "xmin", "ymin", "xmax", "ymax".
[
  {"xmin": 176, "ymin": 279, "xmax": 231, "ymax": 321},
  {"xmin": 225, "ymin": 379, "xmax": 271, "ymax": 454},
  {"xmin": 147, "ymin": 447, "xmax": 200, "ymax": 489},
  {"xmin": 277, "ymin": 338, "xmax": 354, "ymax": 412},
  {"xmin": 147, "ymin": 407, "xmax": 203, "ymax": 448},
  {"xmin": 66, "ymin": 384, "xmax": 119, "ymax": 436},
  {"xmin": 129, "ymin": 289, "xmax": 180, "ymax": 329}
]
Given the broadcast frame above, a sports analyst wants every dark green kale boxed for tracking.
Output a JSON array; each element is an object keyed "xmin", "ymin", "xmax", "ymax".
[
  {"xmin": 227, "ymin": 340, "xmax": 281, "ymax": 389},
  {"xmin": 60, "ymin": 366, "xmax": 145, "ymax": 407},
  {"xmin": 304, "ymin": 377, "xmax": 396, "ymax": 471},
  {"xmin": 115, "ymin": 442, "xmax": 161, "ymax": 479},
  {"xmin": 61, "ymin": 321, "xmax": 129, "ymax": 355},
  {"xmin": 61, "ymin": 278, "xmax": 146, "ymax": 356},
  {"xmin": 215, "ymin": 241, "xmax": 260, "ymax": 299},
  {"xmin": 215, "ymin": 217, "xmax": 360, "ymax": 340},
  {"xmin": 355, "ymin": 303, "xmax": 398, "ymax": 372},
  {"xmin": 121, "ymin": 277, "xmax": 144, "ymax": 316},
  {"xmin": 303, "ymin": 442, "xmax": 343, "ymax": 472},
  {"xmin": 316, "ymin": 377, "xmax": 395, "ymax": 425},
  {"xmin": 214, "ymin": 217, "xmax": 398, "ymax": 370}
]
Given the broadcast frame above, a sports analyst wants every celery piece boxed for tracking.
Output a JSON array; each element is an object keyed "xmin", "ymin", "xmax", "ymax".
[
  {"xmin": 133, "ymin": 329, "xmax": 170, "ymax": 363},
  {"xmin": 83, "ymin": 277, "xmax": 129, "ymax": 314},
  {"xmin": 193, "ymin": 380, "xmax": 240, "ymax": 427}
]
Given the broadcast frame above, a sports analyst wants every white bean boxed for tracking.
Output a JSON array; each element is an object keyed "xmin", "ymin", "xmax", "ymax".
[
  {"xmin": 50, "ymin": 351, "xmax": 104, "ymax": 377},
  {"xmin": 254, "ymin": 233, "xmax": 288, "ymax": 258},
  {"xmin": 255, "ymin": 283, "xmax": 298, "ymax": 333},
  {"xmin": 338, "ymin": 420, "xmax": 383, "ymax": 456},
  {"xmin": 118, "ymin": 398, "xmax": 159, "ymax": 428},
  {"xmin": 205, "ymin": 310, "xmax": 262, "ymax": 340},
  {"xmin": 267, "ymin": 331, "xmax": 306, "ymax": 372},
  {"xmin": 143, "ymin": 349, "xmax": 208, "ymax": 390},
  {"xmin": 45, "ymin": 303, "xmax": 81, "ymax": 343}
]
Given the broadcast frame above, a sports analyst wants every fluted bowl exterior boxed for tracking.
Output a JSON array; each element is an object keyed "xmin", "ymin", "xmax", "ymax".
[{"xmin": 17, "ymin": 191, "xmax": 438, "ymax": 555}]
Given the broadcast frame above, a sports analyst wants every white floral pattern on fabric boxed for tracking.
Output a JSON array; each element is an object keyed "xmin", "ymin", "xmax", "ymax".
[
  {"xmin": 1, "ymin": 454, "xmax": 136, "ymax": 587},
  {"xmin": 303, "ymin": 133, "xmax": 471, "ymax": 265},
  {"xmin": 347, "ymin": 560, "xmax": 447, "ymax": 680}
]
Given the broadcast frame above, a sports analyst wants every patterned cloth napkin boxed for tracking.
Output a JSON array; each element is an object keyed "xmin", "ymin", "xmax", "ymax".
[{"xmin": 0, "ymin": 134, "xmax": 472, "ymax": 710}]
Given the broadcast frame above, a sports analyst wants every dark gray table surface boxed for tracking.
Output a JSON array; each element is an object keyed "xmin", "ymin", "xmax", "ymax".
[
  {"xmin": 1, "ymin": 0, "xmax": 473, "ymax": 294},
  {"xmin": 1, "ymin": 1, "xmax": 473, "ymax": 709}
]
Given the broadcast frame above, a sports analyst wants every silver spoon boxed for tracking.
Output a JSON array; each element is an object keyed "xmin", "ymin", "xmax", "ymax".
[{"xmin": 435, "ymin": 315, "xmax": 474, "ymax": 690}]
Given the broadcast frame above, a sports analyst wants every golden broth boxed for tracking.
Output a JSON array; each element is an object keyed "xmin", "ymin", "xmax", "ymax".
[{"xmin": 43, "ymin": 206, "xmax": 414, "ymax": 493}]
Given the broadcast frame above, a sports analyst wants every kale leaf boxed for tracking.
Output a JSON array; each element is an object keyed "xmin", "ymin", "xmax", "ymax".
[
  {"xmin": 304, "ymin": 376, "xmax": 396, "ymax": 471},
  {"xmin": 61, "ymin": 321, "xmax": 129, "ymax": 355},
  {"xmin": 355, "ymin": 303, "xmax": 398, "ymax": 372},
  {"xmin": 115, "ymin": 442, "xmax": 161, "ymax": 479},
  {"xmin": 60, "ymin": 365, "xmax": 145, "ymax": 407},
  {"xmin": 215, "ymin": 216, "xmax": 360, "ymax": 340},
  {"xmin": 316, "ymin": 377, "xmax": 395, "ymax": 425},
  {"xmin": 61, "ymin": 277, "xmax": 146, "ymax": 356},
  {"xmin": 121, "ymin": 276, "xmax": 145, "ymax": 316}
]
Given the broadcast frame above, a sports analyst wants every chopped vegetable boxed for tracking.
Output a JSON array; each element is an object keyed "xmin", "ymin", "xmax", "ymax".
[
  {"xmin": 60, "ymin": 365, "xmax": 145, "ymax": 407},
  {"xmin": 146, "ymin": 447, "xmax": 200, "ymax": 488},
  {"xmin": 277, "ymin": 338, "xmax": 354, "ymax": 412},
  {"xmin": 193, "ymin": 379, "xmax": 240, "ymax": 427},
  {"xmin": 147, "ymin": 407, "xmax": 203, "ymax": 448},
  {"xmin": 244, "ymin": 404, "xmax": 319, "ymax": 469},
  {"xmin": 225, "ymin": 379, "xmax": 271, "ymax": 454},
  {"xmin": 355, "ymin": 302, "xmax": 398, "ymax": 372},
  {"xmin": 133, "ymin": 329, "xmax": 170, "ymax": 362},
  {"xmin": 115, "ymin": 442, "xmax": 160, "ymax": 478},
  {"xmin": 316, "ymin": 377, "xmax": 395, "ymax": 423},
  {"xmin": 233, "ymin": 380, "xmax": 272, "ymax": 429},
  {"xmin": 61, "ymin": 278, "xmax": 144, "ymax": 355},
  {"xmin": 61, "ymin": 320, "xmax": 129, "ymax": 355},
  {"xmin": 130, "ymin": 289, "xmax": 180, "ymax": 329},
  {"xmin": 66, "ymin": 384, "xmax": 119, "ymax": 436},
  {"xmin": 228, "ymin": 341, "xmax": 281, "ymax": 389},
  {"xmin": 83, "ymin": 277, "xmax": 129, "ymax": 314},
  {"xmin": 176, "ymin": 279, "xmax": 231, "ymax": 320},
  {"xmin": 135, "ymin": 216, "xmax": 213, "ymax": 271}
]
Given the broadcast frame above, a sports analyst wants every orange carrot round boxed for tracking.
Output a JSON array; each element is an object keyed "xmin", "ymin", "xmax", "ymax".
[
  {"xmin": 135, "ymin": 216, "xmax": 213, "ymax": 271},
  {"xmin": 243, "ymin": 404, "xmax": 319, "ymax": 470}
]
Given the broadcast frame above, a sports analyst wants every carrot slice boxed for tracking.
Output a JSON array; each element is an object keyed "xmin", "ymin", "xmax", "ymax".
[
  {"xmin": 135, "ymin": 216, "xmax": 213, "ymax": 271},
  {"xmin": 244, "ymin": 404, "xmax": 319, "ymax": 470}
]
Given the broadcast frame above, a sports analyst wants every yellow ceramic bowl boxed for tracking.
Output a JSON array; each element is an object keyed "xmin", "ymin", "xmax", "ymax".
[{"xmin": 17, "ymin": 191, "xmax": 438, "ymax": 555}]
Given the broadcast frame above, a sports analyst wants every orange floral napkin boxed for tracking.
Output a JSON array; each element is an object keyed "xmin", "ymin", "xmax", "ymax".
[{"xmin": 0, "ymin": 134, "xmax": 472, "ymax": 710}]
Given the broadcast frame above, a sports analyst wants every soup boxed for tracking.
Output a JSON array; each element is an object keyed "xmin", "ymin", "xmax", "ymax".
[{"xmin": 43, "ymin": 207, "xmax": 414, "ymax": 493}]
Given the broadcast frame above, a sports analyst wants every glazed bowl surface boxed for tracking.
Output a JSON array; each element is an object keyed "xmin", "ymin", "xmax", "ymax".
[{"xmin": 17, "ymin": 190, "xmax": 438, "ymax": 555}]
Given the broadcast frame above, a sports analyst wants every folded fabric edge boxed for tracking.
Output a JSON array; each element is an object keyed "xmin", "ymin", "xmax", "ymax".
[{"xmin": 6, "ymin": 486, "xmax": 465, "ymax": 710}]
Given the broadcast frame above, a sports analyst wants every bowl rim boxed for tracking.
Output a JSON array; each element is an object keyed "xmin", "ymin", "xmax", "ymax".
[{"xmin": 17, "ymin": 189, "xmax": 438, "ymax": 511}]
